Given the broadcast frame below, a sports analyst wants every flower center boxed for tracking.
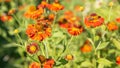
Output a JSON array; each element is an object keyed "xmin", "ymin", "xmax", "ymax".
[
  {"xmin": 30, "ymin": 45, "xmax": 36, "ymax": 52},
  {"xmin": 29, "ymin": 6, "xmax": 36, "ymax": 12},
  {"xmin": 88, "ymin": 15, "xmax": 100, "ymax": 23}
]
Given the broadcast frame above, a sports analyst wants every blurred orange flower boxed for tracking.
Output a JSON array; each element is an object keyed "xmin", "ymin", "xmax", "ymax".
[
  {"xmin": 26, "ymin": 23, "xmax": 51, "ymax": 41},
  {"xmin": 43, "ymin": 59, "xmax": 55, "ymax": 68},
  {"xmin": 67, "ymin": 24, "xmax": 83, "ymax": 36},
  {"xmin": 59, "ymin": 18, "xmax": 70, "ymax": 28},
  {"xmin": 85, "ymin": 13, "xmax": 104, "ymax": 27},
  {"xmin": 38, "ymin": 1, "xmax": 48, "ymax": 8},
  {"xmin": 47, "ymin": 2, "xmax": 64, "ymax": 12},
  {"xmin": 38, "ymin": 55, "xmax": 46, "ymax": 63},
  {"xmin": 65, "ymin": 54, "xmax": 74, "ymax": 60},
  {"xmin": 36, "ymin": 14, "xmax": 54, "ymax": 25},
  {"xmin": 75, "ymin": 5, "xmax": 84, "ymax": 12},
  {"xmin": 29, "ymin": 62, "xmax": 41, "ymax": 68},
  {"xmin": 0, "ymin": 0, "xmax": 11, "ymax": 2},
  {"xmin": 8, "ymin": 9, "xmax": 16, "ymax": 15},
  {"xmin": 48, "ymin": 14, "xmax": 55, "ymax": 22},
  {"xmin": 107, "ymin": 22, "xmax": 118, "ymax": 31},
  {"xmin": 116, "ymin": 56, "xmax": 120, "ymax": 65},
  {"xmin": 24, "ymin": 6, "xmax": 44, "ymax": 19},
  {"xmin": 26, "ymin": 42, "xmax": 39, "ymax": 54},
  {"xmin": 116, "ymin": 17, "xmax": 120, "ymax": 23},
  {"xmin": 59, "ymin": 11, "xmax": 81, "ymax": 29},
  {"xmin": 0, "ymin": 14, "xmax": 12, "ymax": 22},
  {"xmin": 80, "ymin": 40, "xmax": 92, "ymax": 53}
]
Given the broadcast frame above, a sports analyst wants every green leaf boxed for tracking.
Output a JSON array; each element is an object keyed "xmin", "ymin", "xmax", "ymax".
[
  {"xmin": 80, "ymin": 61, "xmax": 93, "ymax": 67},
  {"xmin": 112, "ymin": 39, "xmax": 120, "ymax": 50},
  {"xmin": 55, "ymin": 59, "xmax": 68, "ymax": 66},
  {"xmin": 59, "ymin": 59, "xmax": 68, "ymax": 65},
  {"xmin": 52, "ymin": 31, "xmax": 63, "ymax": 37},
  {"xmin": 3, "ymin": 43, "xmax": 22, "ymax": 48},
  {"xmin": 97, "ymin": 58, "xmax": 112, "ymax": 67},
  {"xmin": 27, "ymin": 54, "xmax": 39, "ymax": 62},
  {"xmin": 98, "ymin": 64, "xmax": 104, "ymax": 68},
  {"xmin": 97, "ymin": 42, "xmax": 109, "ymax": 50}
]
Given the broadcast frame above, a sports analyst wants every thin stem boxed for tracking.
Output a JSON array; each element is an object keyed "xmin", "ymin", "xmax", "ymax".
[
  {"xmin": 16, "ymin": 34, "xmax": 24, "ymax": 45},
  {"xmin": 107, "ymin": 6, "xmax": 113, "ymax": 23},
  {"xmin": 40, "ymin": 46, "xmax": 45, "ymax": 56},
  {"xmin": 66, "ymin": 36, "xmax": 74, "ymax": 52},
  {"xmin": 43, "ymin": 40, "xmax": 49, "ymax": 58},
  {"xmin": 95, "ymin": 41, "xmax": 101, "ymax": 55},
  {"xmin": 52, "ymin": 12, "xmax": 57, "ymax": 28},
  {"xmin": 13, "ymin": 14, "xmax": 20, "ymax": 25},
  {"xmin": 87, "ymin": 38, "xmax": 95, "ymax": 50}
]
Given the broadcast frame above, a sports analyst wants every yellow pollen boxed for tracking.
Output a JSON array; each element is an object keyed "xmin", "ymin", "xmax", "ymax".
[{"xmin": 30, "ymin": 45, "xmax": 36, "ymax": 52}]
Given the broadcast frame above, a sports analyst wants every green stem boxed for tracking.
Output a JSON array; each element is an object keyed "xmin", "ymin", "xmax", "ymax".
[
  {"xmin": 93, "ymin": 58, "xmax": 97, "ymax": 68},
  {"xmin": 40, "ymin": 45, "xmax": 45, "ymax": 56},
  {"xmin": 52, "ymin": 12, "xmax": 57, "ymax": 28},
  {"xmin": 43, "ymin": 40, "xmax": 49, "ymax": 58},
  {"xmin": 13, "ymin": 14, "xmax": 20, "ymax": 25},
  {"xmin": 16, "ymin": 34, "xmax": 23, "ymax": 45},
  {"xmin": 27, "ymin": 54, "xmax": 39, "ymax": 62},
  {"xmin": 57, "ymin": 36, "xmax": 74, "ymax": 60},
  {"xmin": 107, "ymin": 6, "xmax": 113, "ymax": 23},
  {"xmin": 95, "ymin": 41, "xmax": 101, "ymax": 55}
]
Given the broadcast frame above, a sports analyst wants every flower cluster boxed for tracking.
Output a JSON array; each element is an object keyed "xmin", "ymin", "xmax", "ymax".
[
  {"xmin": 58, "ymin": 11, "xmax": 83, "ymax": 36},
  {"xmin": 26, "ymin": 23, "xmax": 51, "ymax": 41},
  {"xmin": 25, "ymin": 0, "xmax": 64, "ymax": 41},
  {"xmin": 13, "ymin": 0, "xmax": 120, "ymax": 68}
]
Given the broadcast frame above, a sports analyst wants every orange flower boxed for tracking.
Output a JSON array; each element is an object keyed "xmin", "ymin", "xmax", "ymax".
[
  {"xmin": 67, "ymin": 24, "xmax": 83, "ymax": 36},
  {"xmin": 63, "ymin": 10, "xmax": 80, "ymax": 24},
  {"xmin": 18, "ymin": 5, "xmax": 26, "ymax": 11},
  {"xmin": 80, "ymin": 40, "xmax": 92, "ymax": 53},
  {"xmin": 8, "ymin": 9, "xmax": 16, "ymax": 15},
  {"xmin": 0, "ymin": 14, "xmax": 12, "ymax": 22},
  {"xmin": 75, "ymin": 5, "xmax": 84, "ymax": 12},
  {"xmin": 58, "ymin": 18, "xmax": 70, "ymax": 28},
  {"xmin": 107, "ymin": 22, "xmax": 118, "ymax": 31},
  {"xmin": 65, "ymin": 54, "xmax": 74, "ymax": 60},
  {"xmin": 26, "ymin": 42, "xmax": 39, "ymax": 54},
  {"xmin": 29, "ymin": 62, "xmax": 41, "ymax": 68},
  {"xmin": 0, "ymin": 0, "xmax": 11, "ymax": 2},
  {"xmin": 116, "ymin": 17, "xmax": 120, "ymax": 23},
  {"xmin": 43, "ymin": 59, "xmax": 55, "ymax": 68},
  {"xmin": 38, "ymin": 1, "xmax": 48, "ymax": 8},
  {"xmin": 64, "ymin": 11, "xmax": 74, "ymax": 20},
  {"xmin": 47, "ymin": 2, "xmax": 64, "ymax": 12},
  {"xmin": 36, "ymin": 14, "xmax": 54, "ymax": 25},
  {"xmin": 38, "ymin": 55, "xmax": 46, "ymax": 63},
  {"xmin": 24, "ymin": 6, "xmax": 44, "ymax": 19},
  {"xmin": 116, "ymin": 56, "xmax": 120, "ymax": 65},
  {"xmin": 59, "ymin": 11, "xmax": 80, "ymax": 29},
  {"xmin": 85, "ymin": 13, "xmax": 104, "ymax": 27},
  {"xmin": 26, "ymin": 23, "xmax": 51, "ymax": 41},
  {"xmin": 48, "ymin": 14, "xmax": 55, "ymax": 22}
]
